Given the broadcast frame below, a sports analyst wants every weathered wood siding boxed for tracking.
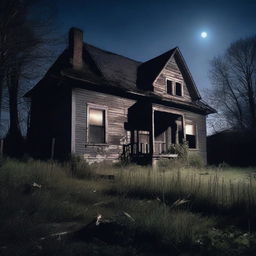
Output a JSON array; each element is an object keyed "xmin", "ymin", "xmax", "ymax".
[
  {"xmin": 153, "ymin": 104, "xmax": 207, "ymax": 163},
  {"xmin": 185, "ymin": 111, "xmax": 207, "ymax": 163},
  {"xmin": 72, "ymin": 88, "xmax": 135, "ymax": 163},
  {"xmin": 153, "ymin": 55, "xmax": 192, "ymax": 102}
]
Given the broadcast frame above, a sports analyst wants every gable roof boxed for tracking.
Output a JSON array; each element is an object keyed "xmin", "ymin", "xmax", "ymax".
[
  {"xmin": 137, "ymin": 47, "xmax": 201, "ymax": 100},
  {"xmin": 137, "ymin": 48, "xmax": 176, "ymax": 90},
  {"xmin": 25, "ymin": 37, "xmax": 214, "ymax": 113},
  {"xmin": 174, "ymin": 48, "xmax": 201, "ymax": 100}
]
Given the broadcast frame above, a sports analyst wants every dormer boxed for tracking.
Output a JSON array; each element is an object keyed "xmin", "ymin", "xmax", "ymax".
[{"xmin": 137, "ymin": 47, "xmax": 201, "ymax": 102}]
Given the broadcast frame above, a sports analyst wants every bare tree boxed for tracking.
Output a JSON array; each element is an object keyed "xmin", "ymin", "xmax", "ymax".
[
  {"xmin": 0, "ymin": 0, "xmax": 61, "ymax": 156},
  {"xmin": 0, "ymin": 0, "xmax": 37, "ymax": 132},
  {"xmin": 208, "ymin": 35, "xmax": 256, "ymax": 131}
]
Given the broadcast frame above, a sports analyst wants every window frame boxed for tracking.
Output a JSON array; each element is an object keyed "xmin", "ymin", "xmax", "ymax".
[
  {"xmin": 166, "ymin": 79, "xmax": 173, "ymax": 95},
  {"xmin": 185, "ymin": 121, "xmax": 198, "ymax": 150},
  {"xmin": 175, "ymin": 82, "xmax": 183, "ymax": 97},
  {"xmin": 165, "ymin": 78, "xmax": 184, "ymax": 97},
  {"xmin": 86, "ymin": 103, "xmax": 108, "ymax": 145}
]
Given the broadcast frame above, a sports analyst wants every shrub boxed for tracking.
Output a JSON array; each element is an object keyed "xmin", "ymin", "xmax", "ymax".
[{"xmin": 166, "ymin": 143, "xmax": 188, "ymax": 161}]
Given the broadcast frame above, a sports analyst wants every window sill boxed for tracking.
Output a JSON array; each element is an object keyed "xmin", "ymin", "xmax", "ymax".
[
  {"xmin": 188, "ymin": 148, "xmax": 198, "ymax": 151},
  {"xmin": 166, "ymin": 93, "xmax": 183, "ymax": 98},
  {"xmin": 85, "ymin": 143, "xmax": 109, "ymax": 147}
]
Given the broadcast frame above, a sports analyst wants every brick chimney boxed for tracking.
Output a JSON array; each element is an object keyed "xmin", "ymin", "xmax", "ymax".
[{"xmin": 69, "ymin": 27, "xmax": 83, "ymax": 70}]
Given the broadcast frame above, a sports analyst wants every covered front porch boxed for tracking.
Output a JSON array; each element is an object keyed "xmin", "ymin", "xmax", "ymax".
[{"xmin": 123, "ymin": 101, "xmax": 186, "ymax": 164}]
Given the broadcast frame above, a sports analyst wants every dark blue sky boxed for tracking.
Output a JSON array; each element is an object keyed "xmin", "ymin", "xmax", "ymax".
[{"xmin": 54, "ymin": 0, "xmax": 256, "ymax": 92}]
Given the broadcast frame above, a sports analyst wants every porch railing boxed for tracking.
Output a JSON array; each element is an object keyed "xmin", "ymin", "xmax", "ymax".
[
  {"xmin": 122, "ymin": 142, "xmax": 167, "ymax": 159},
  {"xmin": 121, "ymin": 142, "xmax": 176, "ymax": 164},
  {"xmin": 121, "ymin": 142, "xmax": 151, "ymax": 162},
  {"xmin": 154, "ymin": 142, "xmax": 166, "ymax": 155}
]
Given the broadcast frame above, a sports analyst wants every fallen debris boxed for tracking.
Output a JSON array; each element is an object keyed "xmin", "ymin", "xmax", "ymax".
[
  {"xmin": 22, "ymin": 182, "xmax": 42, "ymax": 194},
  {"xmin": 170, "ymin": 199, "xmax": 190, "ymax": 208}
]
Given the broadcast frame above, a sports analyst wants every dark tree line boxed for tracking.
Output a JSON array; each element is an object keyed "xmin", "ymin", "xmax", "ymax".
[
  {"xmin": 208, "ymin": 35, "xmax": 256, "ymax": 132},
  {"xmin": 0, "ymin": 0, "xmax": 59, "ymax": 157},
  {"xmin": 207, "ymin": 35, "xmax": 256, "ymax": 166}
]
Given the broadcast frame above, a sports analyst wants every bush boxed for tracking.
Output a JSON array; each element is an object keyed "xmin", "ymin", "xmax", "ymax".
[{"xmin": 166, "ymin": 143, "xmax": 188, "ymax": 161}]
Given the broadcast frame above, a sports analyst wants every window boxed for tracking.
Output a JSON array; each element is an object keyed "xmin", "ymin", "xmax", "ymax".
[
  {"xmin": 166, "ymin": 80, "xmax": 173, "ymax": 95},
  {"xmin": 166, "ymin": 79, "xmax": 182, "ymax": 96},
  {"xmin": 185, "ymin": 123, "xmax": 196, "ymax": 148},
  {"xmin": 175, "ymin": 82, "xmax": 182, "ymax": 96},
  {"xmin": 88, "ymin": 108, "xmax": 106, "ymax": 143}
]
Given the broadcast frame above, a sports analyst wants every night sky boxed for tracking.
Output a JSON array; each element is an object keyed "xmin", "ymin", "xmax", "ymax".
[{"xmin": 53, "ymin": 0, "xmax": 256, "ymax": 94}]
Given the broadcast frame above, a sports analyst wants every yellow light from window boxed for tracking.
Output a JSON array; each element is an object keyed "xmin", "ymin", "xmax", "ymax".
[
  {"xmin": 89, "ymin": 109, "xmax": 103, "ymax": 126},
  {"xmin": 185, "ymin": 124, "xmax": 195, "ymax": 135}
]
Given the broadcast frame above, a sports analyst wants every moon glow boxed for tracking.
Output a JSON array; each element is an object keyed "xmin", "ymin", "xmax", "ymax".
[{"xmin": 201, "ymin": 32, "xmax": 207, "ymax": 38}]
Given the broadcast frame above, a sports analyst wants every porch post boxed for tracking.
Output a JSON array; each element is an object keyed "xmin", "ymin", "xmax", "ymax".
[
  {"xmin": 149, "ymin": 107, "xmax": 155, "ymax": 156},
  {"xmin": 175, "ymin": 121, "xmax": 179, "ymax": 144},
  {"xmin": 181, "ymin": 115, "xmax": 186, "ymax": 143},
  {"xmin": 136, "ymin": 130, "xmax": 139, "ymax": 155},
  {"xmin": 131, "ymin": 129, "xmax": 134, "ymax": 155}
]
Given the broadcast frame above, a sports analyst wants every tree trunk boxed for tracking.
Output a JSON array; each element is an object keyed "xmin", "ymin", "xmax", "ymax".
[
  {"xmin": 5, "ymin": 66, "xmax": 24, "ymax": 157},
  {"xmin": 0, "ymin": 75, "xmax": 4, "ymax": 133},
  {"xmin": 8, "ymin": 68, "xmax": 20, "ymax": 135},
  {"xmin": 246, "ymin": 76, "xmax": 256, "ymax": 130}
]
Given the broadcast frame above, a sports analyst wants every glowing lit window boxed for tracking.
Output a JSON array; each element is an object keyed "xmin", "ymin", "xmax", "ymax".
[
  {"xmin": 89, "ymin": 108, "xmax": 106, "ymax": 143},
  {"xmin": 185, "ymin": 123, "xmax": 196, "ymax": 148}
]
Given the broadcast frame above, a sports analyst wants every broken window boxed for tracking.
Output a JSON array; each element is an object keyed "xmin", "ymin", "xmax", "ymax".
[{"xmin": 185, "ymin": 123, "xmax": 196, "ymax": 148}]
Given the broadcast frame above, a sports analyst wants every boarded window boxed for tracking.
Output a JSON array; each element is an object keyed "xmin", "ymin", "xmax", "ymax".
[
  {"xmin": 166, "ymin": 80, "xmax": 173, "ymax": 95},
  {"xmin": 89, "ymin": 108, "xmax": 105, "ymax": 143},
  {"xmin": 185, "ymin": 123, "xmax": 196, "ymax": 148},
  {"xmin": 175, "ymin": 82, "xmax": 182, "ymax": 96}
]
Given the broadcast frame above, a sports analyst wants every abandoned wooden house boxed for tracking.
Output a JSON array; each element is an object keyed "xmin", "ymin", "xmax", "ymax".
[{"xmin": 25, "ymin": 27, "xmax": 215, "ymax": 164}]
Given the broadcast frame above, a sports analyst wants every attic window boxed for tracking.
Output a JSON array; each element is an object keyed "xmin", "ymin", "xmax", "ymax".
[
  {"xmin": 166, "ymin": 80, "xmax": 173, "ymax": 95},
  {"xmin": 175, "ymin": 82, "xmax": 182, "ymax": 96}
]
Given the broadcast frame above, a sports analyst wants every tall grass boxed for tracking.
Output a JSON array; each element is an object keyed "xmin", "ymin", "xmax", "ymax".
[
  {"xmin": 1, "ymin": 159, "xmax": 256, "ymax": 255},
  {"xmin": 0, "ymin": 159, "xmax": 110, "ymax": 244},
  {"xmin": 112, "ymin": 166, "xmax": 256, "ymax": 228},
  {"xmin": 119, "ymin": 198, "xmax": 214, "ymax": 248},
  {"xmin": 0, "ymin": 159, "xmax": 217, "ymax": 254}
]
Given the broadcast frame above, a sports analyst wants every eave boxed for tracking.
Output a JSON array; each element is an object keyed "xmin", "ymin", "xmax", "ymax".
[{"xmin": 62, "ymin": 71, "xmax": 216, "ymax": 115}]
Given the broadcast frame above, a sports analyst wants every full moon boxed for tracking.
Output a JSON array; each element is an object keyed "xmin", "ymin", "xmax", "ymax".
[{"xmin": 201, "ymin": 32, "xmax": 207, "ymax": 38}]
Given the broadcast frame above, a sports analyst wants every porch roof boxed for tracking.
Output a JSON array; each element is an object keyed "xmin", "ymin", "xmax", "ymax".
[{"xmin": 125, "ymin": 101, "xmax": 183, "ymax": 131}]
